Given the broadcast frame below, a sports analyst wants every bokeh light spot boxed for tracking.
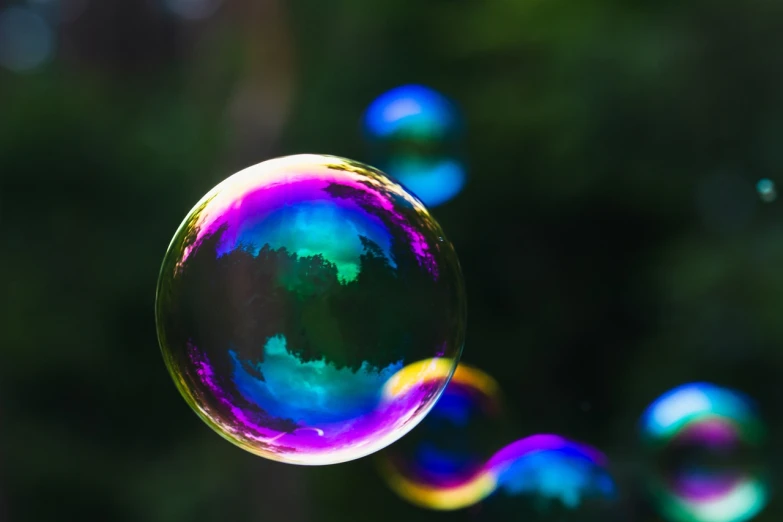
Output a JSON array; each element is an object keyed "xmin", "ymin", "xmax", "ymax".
[{"xmin": 164, "ymin": 0, "xmax": 222, "ymax": 20}]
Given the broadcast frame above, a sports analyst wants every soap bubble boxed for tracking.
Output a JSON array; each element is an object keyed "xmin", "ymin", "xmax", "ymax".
[
  {"xmin": 382, "ymin": 430, "xmax": 615, "ymax": 513},
  {"xmin": 756, "ymin": 179, "xmax": 776, "ymax": 203},
  {"xmin": 364, "ymin": 85, "xmax": 466, "ymax": 208},
  {"xmin": 156, "ymin": 154, "xmax": 466, "ymax": 465},
  {"xmin": 379, "ymin": 362, "xmax": 614, "ymax": 514},
  {"xmin": 365, "ymin": 85, "xmax": 460, "ymax": 142},
  {"xmin": 640, "ymin": 383, "xmax": 768, "ymax": 522},
  {"xmin": 379, "ymin": 363, "xmax": 509, "ymax": 510},
  {"xmin": 0, "ymin": 7, "xmax": 54, "ymax": 73}
]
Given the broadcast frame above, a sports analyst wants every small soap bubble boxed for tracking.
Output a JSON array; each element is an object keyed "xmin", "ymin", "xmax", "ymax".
[
  {"xmin": 640, "ymin": 383, "xmax": 768, "ymax": 522},
  {"xmin": 383, "ymin": 156, "xmax": 466, "ymax": 209},
  {"xmin": 364, "ymin": 85, "xmax": 466, "ymax": 208},
  {"xmin": 156, "ymin": 154, "xmax": 466, "ymax": 465},
  {"xmin": 164, "ymin": 0, "xmax": 222, "ymax": 20},
  {"xmin": 756, "ymin": 179, "xmax": 776, "ymax": 203},
  {"xmin": 0, "ymin": 7, "xmax": 54, "ymax": 73},
  {"xmin": 379, "ymin": 363, "xmax": 509, "ymax": 510}
]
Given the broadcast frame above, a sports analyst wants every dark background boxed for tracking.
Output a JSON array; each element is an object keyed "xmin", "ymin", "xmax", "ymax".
[{"xmin": 2, "ymin": 0, "xmax": 783, "ymax": 521}]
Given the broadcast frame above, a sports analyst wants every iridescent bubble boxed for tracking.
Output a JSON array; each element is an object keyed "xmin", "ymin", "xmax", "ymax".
[
  {"xmin": 756, "ymin": 179, "xmax": 776, "ymax": 203},
  {"xmin": 490, "ymin": 435, "xmax": 616, "ymax": 511},
  {"xmin": 640, "ymin": 383, "xmax": 768, "ymax": 522},
  {"xmin": 0, "ymin": 7, "xmax": 54, "ymax": 73},
  {"xmin": 27, "ymin": 0, "xmax": 88, "ymax": 24},
  {"xmin": 156, "ymin": 154, "xmax": 466, "ymax": 465},
  {"xmin": 365, "ymin": 85, "xmax": 459, "ymax": 141},
  {"xmin": 364, "ymin": 85, "xmax": 466, "ymax": 208},
  {"xmin": 382, "ymin": 428, "xmax": 615, "ymax": 512},
  {"xmin": 379, "ymin": 363, "xmax": 508, "ymax": 510}
]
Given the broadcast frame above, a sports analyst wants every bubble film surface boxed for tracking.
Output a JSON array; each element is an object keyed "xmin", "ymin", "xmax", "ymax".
[
  {"xmin": 364, "ymin": 85, "xmax": 466, "ymax": 208},
  {"xmin": 641, "ymin": 383, "xmax": 768, "ymax": 522},
  {"xmin": 155, "ymin": 154, "xmax": 466, "ymax": 465}
]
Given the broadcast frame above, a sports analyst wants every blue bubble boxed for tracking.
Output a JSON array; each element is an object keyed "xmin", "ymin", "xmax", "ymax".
[
  {"xmin": 164, "ymin": 0, "xmax": 222, "ymax": 20},
  {"xmin": 383, "ymin": 156, "xmax": 467, "ymax": 208}
]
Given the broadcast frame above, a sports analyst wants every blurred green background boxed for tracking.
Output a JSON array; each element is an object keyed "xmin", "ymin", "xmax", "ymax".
[{"xmin": 2, "ymin": 0, "xmax": 783, "ymax": 520}]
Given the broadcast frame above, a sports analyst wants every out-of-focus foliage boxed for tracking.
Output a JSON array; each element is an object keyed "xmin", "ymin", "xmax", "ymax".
[{"xmin": 2, "ymin": 0, "xmax": 783, "ymax": 521}]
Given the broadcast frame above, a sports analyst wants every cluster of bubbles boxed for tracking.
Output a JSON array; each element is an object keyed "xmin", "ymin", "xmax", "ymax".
[
  {"xmin": 641, "ymin": 383, "xmax": 768, "ymax": 522},
  {"xmin": 363, "ymin": 85, "xmax": 466, "ymax": 208},
  {"xmin": 379, "ymin": 369, "xmax": 768, "ymax": 522},
  {"xmin": 379, "ymin": 363, "xmax": 616, "ymax": 513},
  {"xmin": 155, "ymin": 154, "xmax": 467, "ymax": 465}
]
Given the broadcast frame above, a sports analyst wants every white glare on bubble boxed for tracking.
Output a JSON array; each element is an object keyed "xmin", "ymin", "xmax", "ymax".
[
  {"xmin": 0, "ymin": 7, "xmax": 54, "ymax": 73},
  {"xmin": 756, "ymin": 179, "xmax": 776, "ymax": 203},
  {"xmin": 164, "ymin": 0, "xmax": 222, "ymax": 20}
]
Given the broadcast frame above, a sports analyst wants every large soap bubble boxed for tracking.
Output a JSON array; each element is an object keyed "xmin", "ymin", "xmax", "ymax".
[{"xmin": 156, "ymin": 154, "xmax": 466, "ymax": 465}]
